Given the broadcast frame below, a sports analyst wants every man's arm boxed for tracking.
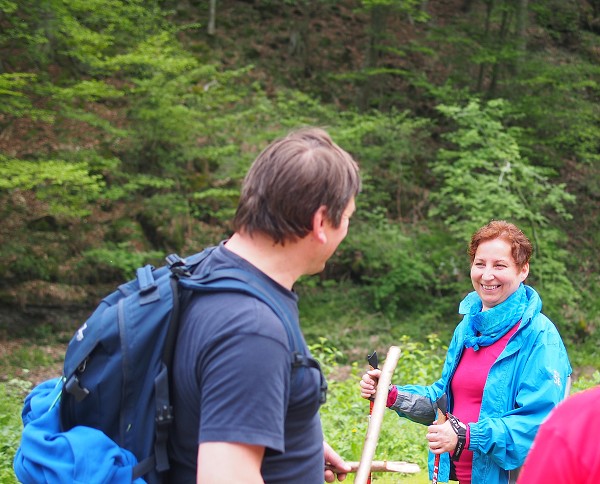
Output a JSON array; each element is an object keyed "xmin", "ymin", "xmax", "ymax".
[{"xmin": 197, "ymin": 442, "xmax": 265, "ymax": 483}]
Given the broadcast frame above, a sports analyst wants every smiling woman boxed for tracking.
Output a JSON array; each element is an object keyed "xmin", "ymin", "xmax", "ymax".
[{"xmin": 359, "ymin": 220, "xmax": 572, "ymax": 484}]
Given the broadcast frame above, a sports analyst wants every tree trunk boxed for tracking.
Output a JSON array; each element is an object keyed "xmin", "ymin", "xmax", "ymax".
[
  {"xmin": 359, "ymin": 4, "xmax": 387, "ymax": 110},
  {"xmin": 462, "ymin": 0, "xmax": 475, "ymax": 13},
  {"xmin": 287, "ymin": 1, "xmax": 319, "ymax": 78},
  {"xmin": 208, "ymin": 0, "xmax": 216, "ymax": 35},
  {"xmin": 488, "ymin": 7, "xmax": 512, "ymax": 97},
  {"xmin": 476, "ymin": 0, "xmax": 495, "ymax": 92},
  {"xmin": 514, "ymin": 0, "xmax": 529, "ymax": 75}
]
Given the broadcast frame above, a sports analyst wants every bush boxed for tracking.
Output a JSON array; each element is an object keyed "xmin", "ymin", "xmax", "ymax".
[{"xmin": 76, "ymin": 244, "xmax": 163, "ymax": 283}]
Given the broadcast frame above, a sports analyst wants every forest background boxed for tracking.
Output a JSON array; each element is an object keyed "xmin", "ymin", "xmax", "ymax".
[{"xmin": 1, "ymin": 0, "xmax": 599, "ymax": 482}]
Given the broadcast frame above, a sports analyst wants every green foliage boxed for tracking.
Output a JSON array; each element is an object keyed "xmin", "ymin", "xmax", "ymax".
[
  {"xmin": 393, "ymin": 334, "xmax": 446, "ymax": 385},
  {"xmin": 359, "ymin": 0, "xmax": 430, "ymax": 23},
  {"xmin": 1, "ymin": 244, "xmax": 59, "ymax": 281},
  {"xmin": 0, "ymin": 156, "xmax": 104, "ymax": 217},
  {"xmin": 530, "ymin": 0, "xmax": 581, "ymax": 45},
  {"xmin": 1, "ymin": 345, "xmax": 59, "ymax": 371},
  {"xmin": 515, "ymin": 56, "xmax": 600, "ymax": 166},
  {"xmin": 192, "ymin": 187, "xmax": 239, "ymax": 224},
  {"xmin": 336, "ymin": 215, "xmax": 464, "ymax": 323},
  {"xmin": 298, "ymin": 280, "xmax": 384, "ymax": 351},
  {"xmin": 329, "ymin": 108, "xmax": 432, "ymax": 221},
  {"xmin": 77, "ymin": 244, "xmax": 163, "ymax": 282},
  {"xmin": 8, "ymin": 0, "xmax": 165, "ymax": 72},
  {"xmin": 0, "ymin": 381, "xmax": 26, "ymax": 484},
  {"xmin": 309, "ymin": 337, "xmax": 346, "ymax": 371},
  {"xmin": 102, "ymin": 174, "xmax": 176, "ymax": 201},
  {"xmin": 354, "ymin": 221, "xmax": 434, "ymax": 316},
  {"xmin": 0, "ymin": 73, "xmax": 52, "ymax": 121},
  {"xmin": 107, "ymin": 32, "xmax": 274, "ymax": 188},
  {"xmin": 571, "ymin": 371, "xmax": 600, "ymax": 393},
  {"xmin": 430, "ymin": 98, "xmax": 574, "ymax": 236},
  {"xmin": 134, "ymin": 193, "xmax": 193, "ymax": 250}
]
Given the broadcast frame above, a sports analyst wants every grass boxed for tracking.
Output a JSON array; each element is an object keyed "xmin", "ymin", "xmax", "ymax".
[
  {"xmin": 1, "ymin": 380, "xmax": 30, "ymax": 484},
  {"xmin": 0, "ymin": 338, "xmax": 66, "ymax": 484}
]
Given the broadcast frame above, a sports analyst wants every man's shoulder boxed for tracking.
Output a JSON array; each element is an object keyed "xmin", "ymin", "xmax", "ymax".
[{"xmin": 184, "ymin": 289, "xmax": 290, "ymax": 343}]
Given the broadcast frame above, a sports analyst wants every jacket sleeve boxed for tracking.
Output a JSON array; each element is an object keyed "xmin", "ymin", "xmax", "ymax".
[
  {"xmin": 389, "ymin": 326, "xmax": 464, "ymax": 425},
  {"xmin": 388, "ymin": 390, "xmax": 437, "ymax": 425},
  {"xmin": 468, "ymin": 321, "xmax": 572, "ymax": 470}
]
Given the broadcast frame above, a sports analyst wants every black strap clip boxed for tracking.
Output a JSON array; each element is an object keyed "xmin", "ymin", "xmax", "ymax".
[
  {"xmin": 447, "ymin": 412, "xmax": 467, "ymax": 461},
  {"xmin": 155, "ymin": 404, "xmax": 174, "ymax": 426}
]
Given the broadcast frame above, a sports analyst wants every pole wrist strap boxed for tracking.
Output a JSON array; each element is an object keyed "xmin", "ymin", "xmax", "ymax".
[{"xmin": 447, "ymin": 412, "xmax": 467, "ymax": 461}]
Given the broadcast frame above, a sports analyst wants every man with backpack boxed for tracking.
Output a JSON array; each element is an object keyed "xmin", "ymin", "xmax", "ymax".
[{"xmin": 167, "ymin": 127, "xmax": 360, "ymax": 483}]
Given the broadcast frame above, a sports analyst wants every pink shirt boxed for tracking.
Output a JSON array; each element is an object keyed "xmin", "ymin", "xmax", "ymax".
[
  {"xmin": 450, "ymin": 322, "xmax": 520, "ymax": 484},
  {"xmin": 518, "ymin": 386, "xmax": 600, "ymax": 483}
]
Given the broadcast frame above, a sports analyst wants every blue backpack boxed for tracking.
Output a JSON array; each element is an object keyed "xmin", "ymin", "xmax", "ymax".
[{"xmin": 14, "ymin": 247, "xmax": 326, "ymax": 484}]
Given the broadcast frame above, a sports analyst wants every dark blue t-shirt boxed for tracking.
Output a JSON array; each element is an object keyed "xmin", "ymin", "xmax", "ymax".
[{"xmin": 168, "ymin": 243, "xmax": 325, "ymax": 483}]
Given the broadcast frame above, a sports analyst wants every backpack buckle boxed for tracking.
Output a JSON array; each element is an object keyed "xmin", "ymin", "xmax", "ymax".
[
  {"xmin": 155, "ymin": 404, "xmax": 174, "ymax": 426},
  {"xmin": 291, "ymin": 352, "xmax": 305, "ymax": 368},
  {"xmin": 291, "ymin": 352, "xmax": 328, "ymax": 404},
  {"xmin": 64, "ymin": 375, "xmax": 90, "ymax": 402}
]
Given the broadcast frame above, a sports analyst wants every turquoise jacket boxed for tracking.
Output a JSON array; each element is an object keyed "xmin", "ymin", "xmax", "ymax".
[{"xmin": 391, "ymin": 285, "xmax": 572, "ymax": 484}]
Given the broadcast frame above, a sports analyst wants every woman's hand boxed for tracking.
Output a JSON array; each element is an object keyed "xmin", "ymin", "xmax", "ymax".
[
  {"xmin": 426, "ymin": 420, "xmax": 458, "ymax": 454},
  {"xmin": 359, "ymin": 368, "xmax": 382, "ymax": 400}
]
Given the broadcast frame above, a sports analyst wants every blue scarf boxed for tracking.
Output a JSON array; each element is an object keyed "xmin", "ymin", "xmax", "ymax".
[{"xmin": 459, "ymin": 283, "xmax": 527, "ymax": 351}]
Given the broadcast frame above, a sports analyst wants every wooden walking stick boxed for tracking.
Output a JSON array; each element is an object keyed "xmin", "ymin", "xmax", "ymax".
[
  {"xmin": 366, "ymin": 351, "xmax": 378, "ymax": 484},
  {"xmin": 355, "ymin": 346, "xmax": 402, "ymax": 484},
  {"xmin": 326, "ymin": 460, "xmax": 420, "ymax": 474}
]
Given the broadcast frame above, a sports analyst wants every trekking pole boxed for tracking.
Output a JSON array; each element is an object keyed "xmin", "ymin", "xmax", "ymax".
[
  {"xmin": 326, "ymin": 460, "xmax": 420, "ymax": 474},
  {"xmin": 355, "ymin": 346, "xmax": 401, "ymax": 484},
  {"xmin": 432, "ymin": 394, "xmax": 448, "ymax": 484},
  {"xmin": 366, "ymin": 351, "xmax": 378, "ymax": 484}
]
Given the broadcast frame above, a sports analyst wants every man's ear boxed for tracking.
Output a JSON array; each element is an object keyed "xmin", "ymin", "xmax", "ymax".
[{"xmin": 312, "ymin": 206, "xmax": 328, "ymax": 244}]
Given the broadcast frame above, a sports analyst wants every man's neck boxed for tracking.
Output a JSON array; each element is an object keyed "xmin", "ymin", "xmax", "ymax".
[{"xmin": 224, "ymin": 232, "xmax": 305, "ymax": 290}]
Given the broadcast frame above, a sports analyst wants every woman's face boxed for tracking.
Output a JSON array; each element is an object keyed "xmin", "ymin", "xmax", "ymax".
[{"xmin": 470, "ymin": 237, "xmax": 529, "ymax": 311}]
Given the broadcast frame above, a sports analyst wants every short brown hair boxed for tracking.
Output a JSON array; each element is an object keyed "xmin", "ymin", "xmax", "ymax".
[
  {"xmin": 468, "ymin": 220, "xmax": 533, "ymax": 269},
  {"xmin": 233, "ymin": 127, "xmax": 361, "ymax": 244}
]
